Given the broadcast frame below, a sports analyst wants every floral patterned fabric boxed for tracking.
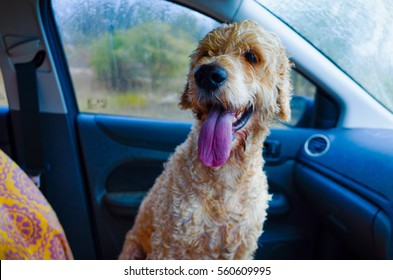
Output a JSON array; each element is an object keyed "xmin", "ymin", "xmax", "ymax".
[{"xmin": 0, "ymin": 149, "xmax": 73, "ymax": 259}]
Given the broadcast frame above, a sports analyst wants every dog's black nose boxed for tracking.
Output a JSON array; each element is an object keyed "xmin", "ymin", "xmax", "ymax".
[{"xmin": 194, "ymin": 64, "xmax": 227, "ymax": 92}]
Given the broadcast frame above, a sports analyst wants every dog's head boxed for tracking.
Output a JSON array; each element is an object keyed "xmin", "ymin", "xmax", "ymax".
[{"xmin": 180, "ymin": 20, "xmax": 292, "ymax": 167}]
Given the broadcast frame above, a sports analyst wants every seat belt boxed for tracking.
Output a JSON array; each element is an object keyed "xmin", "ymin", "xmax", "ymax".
[{"xmin": 14, "ymin": 51, "xmax": 48, "ymax": 187}]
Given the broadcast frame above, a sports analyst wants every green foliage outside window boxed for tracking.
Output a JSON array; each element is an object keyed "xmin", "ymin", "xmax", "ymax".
[{"xmin": 91, "ymin": 22, "xmax": 194, "ymax": 93}]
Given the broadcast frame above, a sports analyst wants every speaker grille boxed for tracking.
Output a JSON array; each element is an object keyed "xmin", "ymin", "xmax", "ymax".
[{"xmin": 305, "ymin": 134, "xmax": 330, "ymax": 157}]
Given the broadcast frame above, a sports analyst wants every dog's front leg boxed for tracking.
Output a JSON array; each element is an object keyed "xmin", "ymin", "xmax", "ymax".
[
  {"xmin": 118, "ymin": 197, "xmax": 153, "ymax": 259},
  {"xmin": 118, "ymin": 236, "xmax": 146, "ymax": 259}
]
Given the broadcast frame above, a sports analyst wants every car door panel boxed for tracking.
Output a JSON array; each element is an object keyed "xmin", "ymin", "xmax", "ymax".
[
  {"xmin": 298, "ymin": 129, "xmax": 393, "ymax": 198},
  {"xmin": 295, "ymin": 163, "xmax": 390, "ymax": 259},
  {"xmin": 293, "ymin": 128, "xmax": 393, "ymax": 259},
  {"xmin": 257, "ymin": 160, "xmax": 317, "ymax": 259},
  {"xmin": 257, "ymin": 128, "xmax": 320, "ymax": 259},
  {"xmin": 77, "ymin": 114, "xmax": 189, "ymax": 258}
]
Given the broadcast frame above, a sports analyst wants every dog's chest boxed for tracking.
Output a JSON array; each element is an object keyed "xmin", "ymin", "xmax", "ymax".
[{"xmin": 155, "ymin": 180, "xmax": 267, "ymax": 259}]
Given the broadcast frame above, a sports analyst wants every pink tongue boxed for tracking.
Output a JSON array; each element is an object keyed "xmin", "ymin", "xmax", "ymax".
[{"xmin": 198, "ymin": 106, "xmax": 234, "ymax": 167}]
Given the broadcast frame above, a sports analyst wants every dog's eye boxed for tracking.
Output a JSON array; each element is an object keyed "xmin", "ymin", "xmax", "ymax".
[
  {"xmin": 244, "ymin": 51, "xmax": 257, "ymax": 64},
  {"xmin": 202, "ymin": 51, "xmax": 210, "ymax": 58}
]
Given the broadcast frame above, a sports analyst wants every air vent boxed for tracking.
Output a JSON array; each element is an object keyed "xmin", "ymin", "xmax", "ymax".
[{"xmin": 304, "ymin": 134, "xmax": 330, "ymax": 157}]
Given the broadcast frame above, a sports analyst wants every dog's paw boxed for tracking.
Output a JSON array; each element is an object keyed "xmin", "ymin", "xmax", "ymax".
[{"xmin": 118, "ymin": 240, "xmax": 146, "ymax": 260}]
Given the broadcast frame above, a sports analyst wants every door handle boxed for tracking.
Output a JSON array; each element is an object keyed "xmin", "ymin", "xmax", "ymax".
[
  {"xmin": 104, "ymin": 192, "xmax": 146, "ymax": 218},
  {"xmin": 264, "ymin": 139, "xmax": 281, "ymax": 163}
]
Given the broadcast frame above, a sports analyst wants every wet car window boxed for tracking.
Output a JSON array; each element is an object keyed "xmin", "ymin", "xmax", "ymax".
[
  {"xmin": 52, "ymin": 0, "xmax": 316, "ymax": 122},
  {"xmin": 257, "ymin": 0, "xmax": 393, "ymax": 112},
  {"xmin": 52, "ymin": 0, "xmax": 219, "ymax": 120}
]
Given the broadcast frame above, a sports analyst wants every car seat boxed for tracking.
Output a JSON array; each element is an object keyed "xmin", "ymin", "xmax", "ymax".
[{"xmin": 0, "ymin": 149, "xmax": 73, "ymax": 259}]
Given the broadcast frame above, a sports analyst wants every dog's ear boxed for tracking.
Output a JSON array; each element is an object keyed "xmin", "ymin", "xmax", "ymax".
[
  {"xmin": 179, "ymin": 82, "xmax": 192, "ymax": 110},
  {"xmin": 276, "ymin": 50, "xmax": 293, "ymax": 122}
]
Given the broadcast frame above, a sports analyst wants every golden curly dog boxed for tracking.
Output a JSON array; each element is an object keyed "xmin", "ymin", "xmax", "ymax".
[{"xmin": 119, "ymin": 20, "xmax": 292, "ymax": 260}]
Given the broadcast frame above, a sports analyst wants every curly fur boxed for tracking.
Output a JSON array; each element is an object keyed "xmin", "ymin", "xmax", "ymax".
[{"xmin": 119, "ymin": 20, "xmax": 292, "ymax": 260}]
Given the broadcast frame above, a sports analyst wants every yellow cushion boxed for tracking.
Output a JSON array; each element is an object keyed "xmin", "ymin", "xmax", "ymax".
[{"xmin": 0, "ymin": 149, "xmax": 73, "ymax": 259}]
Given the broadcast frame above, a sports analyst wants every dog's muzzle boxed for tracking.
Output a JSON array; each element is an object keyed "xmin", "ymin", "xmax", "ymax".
[{"xmin": 194, "ymin": 64, "xmax": 227, "ymax": 92}]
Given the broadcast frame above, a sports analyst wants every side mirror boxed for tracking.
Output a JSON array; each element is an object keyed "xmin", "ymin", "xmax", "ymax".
[{"xmin": 287, "ymin": 95, "xmax": 314, "ymax": 127}]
